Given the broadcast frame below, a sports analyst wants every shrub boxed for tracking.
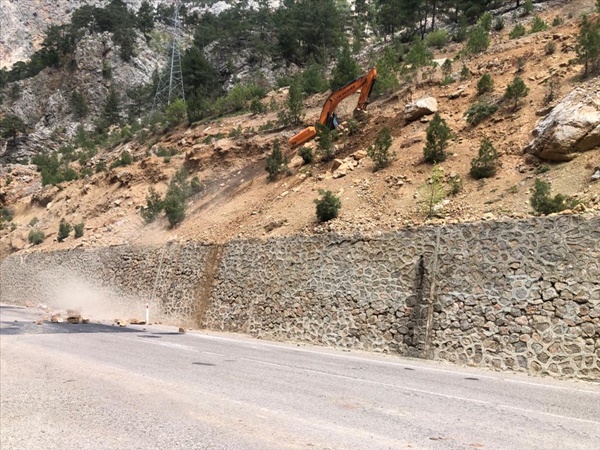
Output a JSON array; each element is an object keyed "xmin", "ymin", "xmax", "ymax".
[
  {"xmin": 316, "ymin": 124, "xmax": 335, "ymax": 162},
  {"xmin": 163, "ymin": 171, "xmax": 189, "ymax": 228},
  {"xmin": 545, "ymin": 41, "xmax": 556, "ymax": 55},
  {"xmin": 543, "ymin": 77, "xmax": 560, "ymax": 104},
  {"xmin": 265, "ymin": 139, "xmax": 288, "ymax": 181},
  {"xmin": 509, "ymin": 23, "xmax": 526, "ymax": 39},
  {"xmin": 530, "ymin": 16, "xmax": 548, "ymax": 33},
  {"xmin": 301, "ymin": 62, "xmax": 328, "ymax": 95},
  {"xmin": 419, "ymin": 165, "xmax": 446, "ymax": 218},
  {"xmin": 28, "ymin": 230, "xmax": 45, "ymax": 245},
  {"xmin": 70, "ymin": 91, "xmax": 88, "ymax": 118},
  {"xmin": 405, "ymin": 40, "xmax": 433, "ymax": 68},
  {"xmin": 478, "ymin": 12, "xmax": 493, "ymax": 32},
  {"xmin": 423, "ymin": 113, "xmax": 452, "ymax": 164},
  {"xmin": 552, "ymin": 16, "xmax": 564, "ymax": 27},
  {"xmin": 110, "ymin": 151, "xmax": 133, "ymax": 169},
  {"xmin": 447, "ymin": 174, "xmax": 463, "ymax": 196},
  {"xmin": 464, "ymin": 101, "xmax": 498, "ymax": 126},
  {"xmin": 516, "ymin": 56, "xmax": 526, "ymax": 73},
  {"xmin": 534, "ymin": 164, "xmax": 550, "ymax": 174},
  {"xmin": 250, "ymin": 98, "xmax": 266, "ymax": 115},
  {"xmin": 29, "ymin": 217, "xmax": 39, "ymax": 227},
  {"xmin": 278, "ymin": 76, "xmax": 304, "ymax": 126},
  {"xmin": 530, "ymin": 178, "xmax": 577, "ymax": 215},
  {"xmin": 470, "ymin": 139, "xmax": 498, "ymax": 179},
  {"xmin": 140, "ymin": 187, "xmax": 164, "ymax": 223},
  {"xmin": 57, "ymin": 219, "xmax": 72, "ymax": 242},
  {"xmin": 522, "ymin": 0, "xmax": 534, "ymax": 16},
  {"xmin": 425, "ymin": 29, "xmax": 449, "ymax": 49},
  {"xmin": 494, "ymin": 17, "xmax": 505, "ymax": 31},
  {"xmin": 298, "ymin": 146, "xmax": 313, "ymax": 164},
  {"xmin": 372, "ymin": 49, "xmax": 400, "ymax": 97},
  {"xmin": 460, "ymin": 64, "xmax": 471, "ymax": 81},
  {"xmin": 74, "ymin": 223, "xmax": 84, "ymax": 238},
  {"xmin": 504, "ymin": 76, "xmax": 530, "ymax": 110},
  {"xmin": 466, "ymin": 26, "xmax": 490, "ymax": 54},
  {"xmin": 346, "ymin": 118, "xmax": 359, "ymax": 136},
  {"xmin": 314, "ymin": 189, "xmax": 341, "ymax": 222},
  {"xmin": 441, "ymin": 59, "xmax": 452, "ymax": 77},
  {"xmin": 190, "ymin": 176, "xmax": 204, "ymax": 194},
  {"xmin": 476, "ymin": 73, "xmax": 494, "ymax": 95},
  {"xmin": 0, "ymin": 207, "xmax": 14, "ymax": 223},
  {"xmin": 165, "ymin": 98, "xmax": 187, "ymax": 127},
  {"xmin": 367, "ymin": 127, "xmax": 394, "ymax": 172}
]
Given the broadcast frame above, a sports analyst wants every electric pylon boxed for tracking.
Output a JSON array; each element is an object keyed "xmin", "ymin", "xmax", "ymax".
[{"xmin": 152, "ymin": 0, "xmax": 185, "ymax": 111}]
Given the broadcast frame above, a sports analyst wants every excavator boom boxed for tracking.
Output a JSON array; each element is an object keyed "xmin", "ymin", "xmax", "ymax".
[{"xmin": 288, "ymin": 67, "xmax": 377, "ymax": 150}]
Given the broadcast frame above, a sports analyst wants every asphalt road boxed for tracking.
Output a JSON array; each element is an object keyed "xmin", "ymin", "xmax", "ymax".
[{"xmin": 1, "ymin": 304, "xmax": 599, "ymax": 450}]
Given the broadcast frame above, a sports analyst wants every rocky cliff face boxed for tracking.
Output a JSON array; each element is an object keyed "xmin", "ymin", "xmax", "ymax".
[
  {"xmin": 1, "ymin": 31, "xmax": 164, "ymax": 162},
  {"xmin": 0, "ymin": 1, "xmax": 159, "ymax": 69}
]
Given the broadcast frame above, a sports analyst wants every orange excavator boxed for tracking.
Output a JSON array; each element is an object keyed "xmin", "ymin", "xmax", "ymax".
[{"xmin": 288, "ymin": 67, "xmax": 377, "ymax": 149}]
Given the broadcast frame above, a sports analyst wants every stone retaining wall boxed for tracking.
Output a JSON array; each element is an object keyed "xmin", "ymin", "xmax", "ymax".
[{"xmin": 1, "ymin": 215, "xmax": 599, "ymax": 380}]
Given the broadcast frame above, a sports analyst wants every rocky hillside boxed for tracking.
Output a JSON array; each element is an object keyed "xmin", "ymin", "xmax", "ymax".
[
  {"xmin": 0, "ymin": 1, "xmax": 158, "ymax": 68},
  {"xmin": 0, "ymin": 0, "xmax": 599, "ymax": 259}
]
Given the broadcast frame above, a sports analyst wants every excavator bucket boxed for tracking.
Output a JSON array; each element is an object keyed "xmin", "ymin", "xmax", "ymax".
[{"xmin": 288, "ymin": 126, "xmax": 316, "ymax": 150}]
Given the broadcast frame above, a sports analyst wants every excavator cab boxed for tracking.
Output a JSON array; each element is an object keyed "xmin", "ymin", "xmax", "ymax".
[{"xmin": 288, "ymin": 67, "xmax": 377, "ymax": 150}]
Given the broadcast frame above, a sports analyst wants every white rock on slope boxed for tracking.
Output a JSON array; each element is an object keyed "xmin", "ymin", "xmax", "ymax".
[{"xmin": 525, "ymin": 79, "xmax": 600, "ymax": 161}]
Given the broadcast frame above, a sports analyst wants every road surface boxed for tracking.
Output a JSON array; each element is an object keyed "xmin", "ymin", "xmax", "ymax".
[{"xmin": 1, "ymin": 304, "xmax": 599, "ymax": 449}]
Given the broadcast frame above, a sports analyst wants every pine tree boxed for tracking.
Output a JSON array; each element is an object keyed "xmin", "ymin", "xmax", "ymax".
[
  {"xmin": 265, "ymin": 139, "xmax": 288, "ymax": 181},
  {"xmin": 470, "ymin": 139, "xmax": 498, "ymax": 179},
  {"xmin": 279, "ymin": 76, "xmax": 304, "ymax": 126},
  {"xmin": 137, "ymin": 1, "xmax": 155, "ymax": 34},
  {"xmin": 423, "ymin": 113, "xmax": 452, "ymax": 163},
  {"xmin": 0, "ymin": 114, "xmax": 27, "ymax": 144},
  {"xmin": 102, "ymin": 88, "xmax": 121, "ymax": 126},
  {"xmin": 576, "ymin": 15, "xmax": 600, "ymax": 77},
  {"xmin": 330, "ymin": 45, "xmax": 360, "ymax": 91},
  {"xmin": 367, "ymin": 127, "xmax": 394, "ymax": 171},
  {"xmin": 504, "ymin": 76, "xmax": 529, "ymax": 111}
]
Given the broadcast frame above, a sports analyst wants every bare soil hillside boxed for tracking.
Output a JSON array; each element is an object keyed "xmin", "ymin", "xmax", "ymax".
[{"xmin": 1, "ymin": 0, "xmax": 599, "ymax": 257}]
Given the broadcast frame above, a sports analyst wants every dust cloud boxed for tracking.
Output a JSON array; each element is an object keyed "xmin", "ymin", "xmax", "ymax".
[{"xmin": 44, "ymin": 276, "xmax": 153, "ymax": 322}]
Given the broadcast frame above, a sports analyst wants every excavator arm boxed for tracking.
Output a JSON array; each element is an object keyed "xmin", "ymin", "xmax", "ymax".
[{"xmin": 288, "ymin": 67, "xmax": 377, "ymax": 150}]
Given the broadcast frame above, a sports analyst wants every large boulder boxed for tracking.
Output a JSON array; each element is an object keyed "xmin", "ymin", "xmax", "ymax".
[
  {"xmin": 525, "ymin": 79, "xmax": 600, "ymax": 161},
  {"xmin": 404, "ymin": 97, "xmax": 438, "ymax": 122}
]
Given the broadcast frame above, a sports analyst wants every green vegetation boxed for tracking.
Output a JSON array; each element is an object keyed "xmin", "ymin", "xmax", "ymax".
[
  {"xmin": 464, "ymin": 101, "xmax": 498, "ymax": 126},
  {"xmin": 110, "ymin": 151, "xmax": 133, "ymax": 169},
  {"xmin": 70, "ymin": 91, "xmax": 88, "ymax": 118},
  {"xmin": 31, "ymin": 153, "xmax": 79, "ymax": 186},
  {"xmin": 419, "ymin": 165, "xmax": 446, "ymax": 218},
  {"xmin": 509, "ymin": 23, "xmax": 526, "ymax": 39},
  {"xmin": 530, "ymin": 16, "xmax": 548, "ymax": 33},
  {"xmin": 576, "ymin": 15, "xmax": 600, "ymax": 77},
  {"xmin": 28, "ymin": 230, "xmax": 45, "ymax": 245},
  {"xmin": 314, "ymin": 190, "xmax": 341, "ymax": 222},
  {"xmin": 74, "ymin": 222, "xmax": 85, "ymax": 238},
  {"xmin": 140, "ymin": 187, "xmax": 164, "ymax": 223},
  {"xmin": 424, "ymin": 114, "xmax": 452, "ymax": 164},
  {"xmin": 316, "ymin": 124, "xmax": 335, "ymax": 162},
  {"xmin": 0, "ymin": 115, "xmax": 27, "ymax": 144},
  {"xmin": 466, "ymin": 26, "xmax": 490, "ymax": 54},
  {"xmin": 405, "ymin": 40, "xmax": 433, "ymax": 69},
  {"xmin": 367, "ymin": 127, "xmax": 394, "ymax": 172},
  {"xmin": 57, "ymin": 219, "xmax": 72, "ymax": 242},
  {"xmin": 530, "ymin": 179, "xmax": 577, "ymax": 215},
  {"xmin": 425, "ymin": 29, "xmax": 449, "ymax": 49},
  {"xmin": 476, "ymin": 74, "xmax": 494, "ymax": 95},
  {"xmin": 165, "ymin": 98, "xmax": 187, "ymax": 127},
  {"xmin": 478, "ymin": 12, "xmax": 493, "ymax": 32},
  {"xmin": 279, "ymin": 77, "xmax": 304, "ymax": 126},
  {"xmin": 163, "ymin": 168, "xmax": 192, "ymax": 228},
  {"xmin": 298, "ymin": 146, "xmax": 314, "ymax": 165},
  {"xmin": 265, "ymin": 139, "xmax": 288, "ymax": 182},
  {"xmin": 494, "ymin": 17, "xmax": 505, "ymax": 31},
  {"xmin": 504, "ymin": 76, "xmax": 529, "ymax": 110},
  {"xmin": 330, "ymin": 46, "xmax": 360, "ymax": 91},
  {"xmin": 470, "ymin": 139, "xmax": 498, "ymax": 179}
]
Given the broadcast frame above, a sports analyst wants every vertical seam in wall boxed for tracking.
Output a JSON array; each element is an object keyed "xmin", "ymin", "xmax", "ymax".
[
  {"xmin": 423, "ymin": 227, "xmax": 440, "ymax": 359},
  {"xmin": 195, "ymin": 244, "xmax": 224, "ymax": 328}
]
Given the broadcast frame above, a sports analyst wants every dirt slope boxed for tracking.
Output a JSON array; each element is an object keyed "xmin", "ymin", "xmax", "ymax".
[{"xmin": 1, "ymin": 0, "xmax": 599, "ymax": 256}]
